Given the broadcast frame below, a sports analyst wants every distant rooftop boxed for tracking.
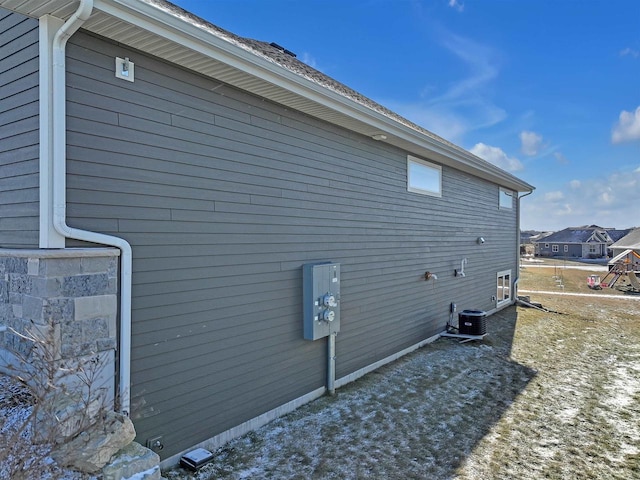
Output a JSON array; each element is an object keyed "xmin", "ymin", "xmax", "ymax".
[
  {"xmin": 534, "ymin": 225, "xmax": 632, "ymax": 244},
  {"xmin": 611, "ymin": 227, "xmax": 640, "ymax": 249}
]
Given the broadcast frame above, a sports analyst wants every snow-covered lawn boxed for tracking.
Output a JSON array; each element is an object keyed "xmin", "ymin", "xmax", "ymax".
[{"xmin": 165, "ymin": 294, "xmax": 640, "ymax": 479}]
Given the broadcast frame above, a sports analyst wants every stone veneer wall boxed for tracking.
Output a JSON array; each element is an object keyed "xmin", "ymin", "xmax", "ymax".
[{"xmin": 0, "ymin": 248, "xmax": 120, "ymax": 406}]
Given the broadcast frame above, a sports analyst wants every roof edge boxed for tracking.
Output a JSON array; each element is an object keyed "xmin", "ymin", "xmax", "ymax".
[{"xmin": 3, "ymin": 0, "xmax": 534, "ymax": 192}]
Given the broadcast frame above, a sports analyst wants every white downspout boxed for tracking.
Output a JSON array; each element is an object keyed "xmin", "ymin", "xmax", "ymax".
[
  {"xmin": 49, "ymin": 0, "xmax": 132, "ymax": 415},
  {"xmin": 513, "ymin": 189, "xmax": 534, "ymax": 301}
]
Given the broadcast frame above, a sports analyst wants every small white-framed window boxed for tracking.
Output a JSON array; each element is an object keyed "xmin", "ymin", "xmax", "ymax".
[
  {"xmin": 563, "ymin": 245, "xmax": 568, "ymax": 253},
  {"xmin": 589, "ymin": 244, "xmax": 597, "ymax": 254},
  {"xmin": 499, "ymin": 188, "xmax": 513, "ymax": 209},
  {"xmin": 552, "ymin": 245, "xmax": 559, "ymax": 253},
  {"xmin": 497, "ymin": 270, "xmax": 511, "ymax": 306},
  {"xmin": 407, "ymin": 155, "xmax": 441, "ymax": 197},
  {"xmin": 545, "ymin": 243, "xmax": 549, "ymax": 248}
]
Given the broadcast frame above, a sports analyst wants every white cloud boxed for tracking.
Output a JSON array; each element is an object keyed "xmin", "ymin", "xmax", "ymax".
[
  {"xmin": 470, "ymin": 143, "xmax": 524, "ymax": 172},
  {"xmin": 448, "ymin": 0, "xmax": 464, "ymax": 12},
  {"xmin": 519, "ymin": 130, "xmax": 543, "ymax": 156},
  {"xmin": 612, "ymin": 106, "xmax": 640, "ymax": 143},
  {"xmin": 600, "ymin": 189, "xmax": 615, "ymax": 205},
  {"xmin": 300, "ymin": 52, "xmax": 318, "ymax": 69},
  {"xmin": 387, "ymin": 31, "xmax": 505, "ymax": 142},
  {"xmin": 389, "ymin": 103, "xmax": 468, "ymax": 141},
  {"xmin": 554, "ymin": 152, "xmax": 569, "ymax": 164},
  {"xmin": 521, "ymin": 167, "xmax": 640, "ymax": 230},
  {"xmin": 433, "ymin": 33, "xmax": 498, "ymax": 104},
  {"xmin": 386, "ymin": 100, "xmax": 505, "ymax": 143},
  {"xmin": 620, "ymin": 47, "xmax": 639, "ymax": 58},
  {"xmin": 544, "ymin": 191, "xmax": 564, "ymax": 201}
]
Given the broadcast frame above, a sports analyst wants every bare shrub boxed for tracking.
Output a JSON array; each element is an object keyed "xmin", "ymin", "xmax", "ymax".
[{"xmin": 0, "ymin": 321, "xmax": 111, "ymax": 479}]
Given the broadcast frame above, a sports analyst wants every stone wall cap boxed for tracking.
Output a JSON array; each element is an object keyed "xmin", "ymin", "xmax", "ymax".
[{"xmin": 0, "ymin": 248, "xmax": 121, "ymax": 258}]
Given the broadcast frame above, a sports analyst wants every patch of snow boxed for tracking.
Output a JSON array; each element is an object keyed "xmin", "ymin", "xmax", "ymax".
[
  {"xmin": 0, "ymin": 374, "xmax": 98, "ymax": 480},
  {"xmin": 603, "ymin": 364, "xmax": 640, "ymax": 409},
  {"xmin": 123, "ymin": 465, "xmax": 160, "ymax": 480}
]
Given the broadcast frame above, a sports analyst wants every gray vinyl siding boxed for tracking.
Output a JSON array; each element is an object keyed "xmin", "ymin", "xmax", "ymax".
[
  {"xmin": 538, "ymin": 242, "xmax": 583, "ymax": 258},
  {"xmin": 566, "ymin": 244, "xmax": 582, "ymax": 257},
  {"xmin": 0, "ymin": 8, "xmax": 39, "ymax": 248},
  {"xmin": 65, "ymin": 31, "xmax": 518, "ymax": 459}
]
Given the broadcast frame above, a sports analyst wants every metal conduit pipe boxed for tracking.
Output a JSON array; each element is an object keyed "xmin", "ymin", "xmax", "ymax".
[
  {"xmin": 327, "ymin": 332, "xmax": 337, "ymax": 396},
  {"xmin": 50, "ymin": 0, "xmax": 133, "ymax": 415}
]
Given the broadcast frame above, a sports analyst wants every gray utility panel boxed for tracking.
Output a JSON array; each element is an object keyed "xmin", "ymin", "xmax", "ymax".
[{"xmin": 303, "ymin": 263, "xmax": 341, "ymax": 340}]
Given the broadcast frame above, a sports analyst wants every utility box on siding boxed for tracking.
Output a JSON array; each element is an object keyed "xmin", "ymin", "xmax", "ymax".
[{"xmin": 303, "ymin": 263, "xmax": 341, "ymax": 340}]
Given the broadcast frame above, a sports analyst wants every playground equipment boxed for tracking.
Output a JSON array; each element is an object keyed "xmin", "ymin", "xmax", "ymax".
[
  {"xmin": 595, "ymin": 249, "xmax": 640, "ymax": 292},
  {"xmin": 599, "ymin": 262, "xmax": 628, "ymax": 288}
]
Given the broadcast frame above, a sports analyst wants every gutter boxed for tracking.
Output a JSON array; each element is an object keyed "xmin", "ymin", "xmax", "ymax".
[{"xmin": 47, "ymin": 0, "xmax": 132, "ymax": 415}]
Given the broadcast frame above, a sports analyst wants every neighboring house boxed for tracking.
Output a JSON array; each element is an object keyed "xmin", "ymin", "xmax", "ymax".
[
  {"xmin": 609, "ymin": 228, "xmax": 640, "ymax": 270},
  {"xmin": 520, "ymin": 230, "xmax": 544, "ymax": 245},
  {"xmin": 0, "ymin": 0, "xmax": 534, "ymax": 467},
  {"xmin": 534, "ymin": 225, "xmax": 630, "ymax": 259},
  {"xmin": 520, "ymin": 231, "xmax": 536, "ymax": 243},
  {"xmin": 520, "ymin": 230, "xmax": 551, "ymax": 255},
  {"xmin": 528, "ymin": 231, "xmax": 553, "ymax": 243}
]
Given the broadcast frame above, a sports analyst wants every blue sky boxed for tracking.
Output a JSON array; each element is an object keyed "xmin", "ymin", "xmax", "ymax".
[{"xmin": 172, "ymin": 0, "xmax": 639, "ymax": 231}]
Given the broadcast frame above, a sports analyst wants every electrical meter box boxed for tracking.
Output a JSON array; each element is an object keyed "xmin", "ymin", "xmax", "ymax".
[{"xmin": 303, "ymin": 262, "xmax": 340, "ymax": 341}]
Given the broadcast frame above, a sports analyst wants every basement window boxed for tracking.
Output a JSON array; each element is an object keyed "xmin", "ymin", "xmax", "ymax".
[
  {"xmin": 497, "ymin": 270, "xmax": 511, "ymax": 306},
  {"xmin": 407, "ymin": 156, "xmax": 441, "ymax": 197}
]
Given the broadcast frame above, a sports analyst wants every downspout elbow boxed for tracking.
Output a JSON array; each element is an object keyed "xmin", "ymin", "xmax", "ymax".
[{"xmin": 52, "ymin": 0, "xmax": 93, "ymax": 50}]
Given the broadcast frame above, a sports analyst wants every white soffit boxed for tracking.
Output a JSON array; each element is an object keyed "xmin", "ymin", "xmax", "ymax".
[{"xmin": 0, "ymin": 0, "xmax": 79, "ymax": 18}]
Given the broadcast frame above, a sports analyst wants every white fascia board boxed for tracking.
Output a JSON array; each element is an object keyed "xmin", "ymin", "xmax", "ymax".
[
  {"xmin": 96, "ymin": 0, "xmax": 405, "ymax": 125},
  {"xmin": 96, "ymin": 0, "xmax": 533, "ymax": 192}
]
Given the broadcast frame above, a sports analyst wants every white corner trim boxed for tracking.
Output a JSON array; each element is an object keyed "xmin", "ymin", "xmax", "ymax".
[{"xmin": 39, "ymin": 14, "xmax": 66, "ymax": 248}]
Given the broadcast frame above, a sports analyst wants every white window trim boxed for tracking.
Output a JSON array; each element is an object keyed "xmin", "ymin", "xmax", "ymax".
[
  {"xmin": 497, "ymin": 269, "xmax": 512, "ymax": 306},
  {"xmin": 407, "ymin": 155, "xmax": 442, "ymax": 197},
  {"xmin": 563, "ymin": 245, "xmax": 568, "ymax": 252},
  {"xmin": 499, "ymin": 188, "xmax": 513, "ymax": 209}
]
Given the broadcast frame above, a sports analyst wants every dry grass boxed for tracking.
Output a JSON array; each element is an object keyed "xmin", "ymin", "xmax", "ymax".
[
  {"xmin": 520, "ymin": 260, "xmax": 637, "ymax": 295},
  {"xmin": 457, "ymin": 268, "xmax": 640, "ymax": 479},
  {"xmin": 165, "ymin": 264, "xmax": 640, "ymax": 479}
]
